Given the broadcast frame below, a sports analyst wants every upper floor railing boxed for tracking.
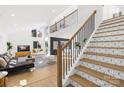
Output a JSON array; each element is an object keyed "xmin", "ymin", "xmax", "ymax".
[
  {"xmin": 57, "ymin": 10, "xmax": 96, "ymax": 87},
  {"xmin": 50, "ymin": 9, "xmax": 78, "ymax": 33}
]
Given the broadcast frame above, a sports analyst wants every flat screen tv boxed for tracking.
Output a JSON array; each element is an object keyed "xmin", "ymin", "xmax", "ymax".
[{"xmin": 17, "ymin": 45, "xmax": 30, "ymax": 52}]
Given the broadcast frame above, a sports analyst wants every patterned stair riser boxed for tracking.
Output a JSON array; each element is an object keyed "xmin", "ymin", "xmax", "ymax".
[
  {"xmin": 88, "ymin": 42, "xmax": 124, "ymax": 47},
  {"xmin": 91, "ymin": 36, "xmax": 124, "ymax": 41},
  {"xmin": 101, "ymin": 17, "xmax": 124, "ymax": 24},
  {"xmin": 99, "ymin": 22, "xmax": 124, "ymax": 29},
  {"xmin": 100, "ymin": 19, "xmax": 124, "ymax": 26},
  {"xmin": 94, "ymin": 30, "xmax": 124, "ymax": 37},
  {"xmin": 96, "ymin": 26, "xmax": 124, "ymax": 32},
  {"xmin": 79, "ymin": 61, "xmax": 124, "ymax": 80},
  {"xmin": 83, "ymin": 54, "xmax": 124, "ymax": 66},
  {"xmin": 85, "ymin": 48, "xmax": 124, "ymax": 56}
]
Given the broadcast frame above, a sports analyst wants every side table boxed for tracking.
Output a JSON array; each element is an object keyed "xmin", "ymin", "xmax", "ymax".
[{"xmin": 0, "ymin": 71, "xmax": 8, "ymax": 87}]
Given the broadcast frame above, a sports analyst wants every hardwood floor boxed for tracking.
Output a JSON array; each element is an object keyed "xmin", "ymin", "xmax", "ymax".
[{"xmin": 6, "ymin": 63, "xmax": 57, "ymax": 87}]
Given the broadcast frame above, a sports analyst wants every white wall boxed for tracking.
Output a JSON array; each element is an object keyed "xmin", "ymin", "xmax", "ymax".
[
  {"xmin": 116, "ymin": 5, "xmax": 124, "ymax": 15},
  {"xmin": 102, "ymin": 5, "xmax": 119, "ymax": 20},
  {"xmin": 51, "ymin": 5, "xmax": 78, "ymax": 25},
  {"xmin": 0, "ymin": 32, "xmax": 7, "ymax": 54},
  {"xmin": 0, "ymin": 24, "xmax": 46, "ymax": 56},
  {"xmin": 102, "ymin": 5, "xmax": 124, "ymax": 20},
  {"xmin": 78, "ymin": 5, "xmax": 103, "ymax": 30}
]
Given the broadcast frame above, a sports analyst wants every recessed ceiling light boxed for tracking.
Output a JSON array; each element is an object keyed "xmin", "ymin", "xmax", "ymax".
[
  {"xmin": 10, "ymin": 13, "xmax": 15, "ymax": 17},
  {"xmin": 52, "ymin": 10, "xmax": 55, "ymax": 13}
]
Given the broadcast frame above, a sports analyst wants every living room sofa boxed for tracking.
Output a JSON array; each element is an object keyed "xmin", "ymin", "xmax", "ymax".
[{"xmin": 0, "ymin": 53, "xmax": 35, "ymax": 74}]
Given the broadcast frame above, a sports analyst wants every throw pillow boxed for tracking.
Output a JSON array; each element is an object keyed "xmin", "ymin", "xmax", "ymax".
[
  {"xmin": 3, "ymin": 55, "xmax": 10, "ymax": 63},
  {"xmin": 6, "ymin": 53, "xmax": 12, "ymax": 59},
  {"xmin": 0, "ymin": 57, "xmax": 7, "ymax": 68}
]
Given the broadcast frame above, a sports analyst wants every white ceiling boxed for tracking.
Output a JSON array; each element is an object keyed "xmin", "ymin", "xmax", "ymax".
[{"xmin": 0, "ymin": 5, "xmax": 70, "ymax": 28}]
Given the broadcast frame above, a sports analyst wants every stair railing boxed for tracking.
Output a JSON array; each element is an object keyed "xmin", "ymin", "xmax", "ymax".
[{"xmin": 57, "ymin": 10, "xmax": 96, "ymax": 87}]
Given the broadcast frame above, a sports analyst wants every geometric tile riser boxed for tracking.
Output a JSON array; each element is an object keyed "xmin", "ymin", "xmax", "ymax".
[
  {"xmin": 88, "ymin": 42, "xmax": 124, "ymax": 47},
  {"xmin": 79, "ymin": 62, "xmax": 124, "ymax": 80},
  {"xmin": 98, "ymin": 26, "xmax": 120, "ymax": 32},
  {"xmin": 91, "ymin": 36, "xmax": 124, "ymax": 41},
  {"xmin": 97, "ymin": 26, "xmax": 124, "ymax": 32},
  {"xmin": 104, "ymin": 18, "xmax": 124, "ymax": 23},
  {"xmin": 85, "ymin": 48, "xmax": 124, "ymax": 56},
  {"xmin": 83, "ymin": 54, "xmax": 124, "ymax": 66},
  {"xmin": 99, "ymin": 22, "xmax": 124, "ymax": 29},
  {"xmin": 105, "ymin": 21, "xmax": 124, "ymax": 26},
  {"xmin": 101, "ymin": 19, "xmax": 124, "ymax": 25},
  {"xmin": 99, "ymin": 26, "xmax": 122, "ymax": 31},
  {"xmin": 92, "ymin": 38, "xmax": 124, "ymax": 42},
  {"xmin": 103, "ymin": 19, "xmax": 124, "ymax": 24},
  {"xmin": 94, "ymin": 30, "xmax": 124, "ymax": 37},
  {"xmin": 75, "ymin": 69, "xmax": 115, "ymax": 87}
]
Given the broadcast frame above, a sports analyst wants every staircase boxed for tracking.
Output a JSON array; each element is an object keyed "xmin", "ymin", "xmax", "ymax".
[{"xmin": 68, "ymin": 15, "xmax": 124, "ymax": 87}]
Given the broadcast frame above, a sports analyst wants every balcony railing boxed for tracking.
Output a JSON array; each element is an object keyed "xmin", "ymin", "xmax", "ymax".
[{"xmin": 50, "ymin": 9, "xmax": 78, "ymax": 33}]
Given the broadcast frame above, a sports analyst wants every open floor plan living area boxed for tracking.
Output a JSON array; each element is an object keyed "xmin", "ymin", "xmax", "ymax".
[{"xmin": 1, "ymin": 5, "xmax": 124, "ymax": 87}]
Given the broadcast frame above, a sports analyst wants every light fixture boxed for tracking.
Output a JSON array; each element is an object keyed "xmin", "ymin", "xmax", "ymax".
[
  {"xmin": 10, "ymin": 13, "xmax": 15, "ymax": 17},
  {"xmin": 52, "ymin": 10, "xmax": 55, "ymax": 13},
  {"xmin": 45, "ymin": 37, "xmax": 48, "ymax": 41}
]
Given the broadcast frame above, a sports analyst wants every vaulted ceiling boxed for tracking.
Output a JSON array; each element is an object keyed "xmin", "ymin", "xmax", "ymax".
[{"xmin": 0, "ymin": 5, "xmax": 70, "ymax": 29}]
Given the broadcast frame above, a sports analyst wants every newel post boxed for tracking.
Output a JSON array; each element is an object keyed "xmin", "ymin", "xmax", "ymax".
[{"xmin": 57, "ymin": 45, "xmax": 62, "ymax": 87}]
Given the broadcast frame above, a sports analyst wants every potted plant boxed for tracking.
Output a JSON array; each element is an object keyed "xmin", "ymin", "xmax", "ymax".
[
  {"xmin": 83, "ymin": 38, "xmax": 87, "ymax": 43},
  {"xmin": 7, "ymin": 42, "xmax": 13, "ymax": 56},
  {"xmin": 32, "ymin": 48, "xmax": 36, "ymax": 53},
  {"xmin": 75, "ymin": 42, "xmax": 81, "ymax": 49}
]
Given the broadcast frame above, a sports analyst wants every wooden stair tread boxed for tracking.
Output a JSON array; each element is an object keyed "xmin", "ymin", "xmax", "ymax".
[
  {"xmin": 80, "ymin": 58, "xmax": 124, "ymax": 72},
  {"xmin": 76, "ymin": 65, "xmax": 124, "ymax": 87},
  {"xmin": 93, "ymin": 34, "xmax": 124, "ymax": 38},
  {"xmin": 87, "ymin": 46, "xmax": 124, "ymax": 49},
  {"xmin": 95, "ymin": 29, "xmax": 124, "ymax": 34},
  {"xmin": 70, "ymin": 74, "xmax": 98, "ymax": 87},
  {"xmin": 84, "ymin": 51, "xmax": 124, "ymax": 59}
]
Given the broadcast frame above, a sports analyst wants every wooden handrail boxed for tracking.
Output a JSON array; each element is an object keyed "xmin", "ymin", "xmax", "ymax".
[{"xmin": 62, "ymin": 10, "xmax": 96, "ymax": 49}]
